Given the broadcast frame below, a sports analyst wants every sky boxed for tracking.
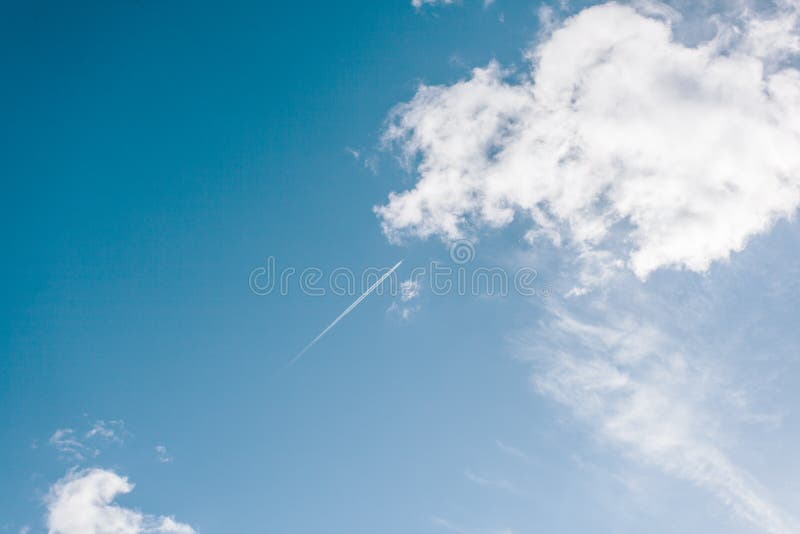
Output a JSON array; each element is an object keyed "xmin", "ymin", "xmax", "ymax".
[{"xmin": 2, "ymin": 1, "xmax": 800, "ymax": 533}]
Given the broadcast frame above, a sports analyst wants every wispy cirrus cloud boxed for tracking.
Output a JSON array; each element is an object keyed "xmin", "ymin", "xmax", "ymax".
[
  {"xmin": 465, "ymin": 469, "xmax": 529, "ymax": 498},
  {"xmin": 517, "ymin": 300, "xmax": 798, "ymax": 533},
  {"xmin": 49, "ymin": 420, "xmax": 126, "ymax": 462},
  {"xmin": 84, "ymin": 420, "xmax": 124, "ymax": 443},
  {"xmin": 495, "ymin": 440, "xmax": 533, "ymax": 465},
  {"xmin": 49, "ymin": 429, "xmax": 96, "ymax": 462}
]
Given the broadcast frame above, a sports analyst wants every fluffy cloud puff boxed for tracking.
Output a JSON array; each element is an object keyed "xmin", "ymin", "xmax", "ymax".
[
  {"xmin": 377, "ymin": 1, "xmax": 800, "ymax": 280},
  {"xmin": 46, "ymin": 469, "xmax": 195, "ymax": 534}
]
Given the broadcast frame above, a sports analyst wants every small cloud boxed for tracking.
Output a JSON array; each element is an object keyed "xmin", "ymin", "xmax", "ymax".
[
  {"xmin": 387, "ymin": 301, "xmax": 420, "ymax": 321},
  {"xmin": 400, "ymin": 279, "xmax": 420, "ymax": 302},
  {"xmin": 363, "ymin": 156, "xmax": 379, "ymax": 173},
  {"xmin": 85, "ymin": 420, "xmax": 124, "ymax": 444},
  {"xmin": 49, "ymin": 429, "xmax": 96, "ymax": 462},
  {"xmin": 412, "ymin": 0, "xmax": 457, "ymax": 9},
  {"xmin": 49, "ymin": 419, "xmax": 125, "ymax": 462},
  {"xmin": 19, "ymin": 526, "xmax": 31, "ymax": 534},
  {"xmin": 388, "ymin": 278, "xmax": 422, "ymax": 320},
  {"xmin": 345, "ymin": 146, "xmax": 379, "ymax": 174},
  {"xmin": 155, "ymin": 445, "xmax": 173, "ymax": 463}
]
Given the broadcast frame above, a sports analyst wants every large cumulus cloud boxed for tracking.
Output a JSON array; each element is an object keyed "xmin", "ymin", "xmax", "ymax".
[{"xmin": 377, "ymin": 1, "xmax": 800, "ymax": 280}]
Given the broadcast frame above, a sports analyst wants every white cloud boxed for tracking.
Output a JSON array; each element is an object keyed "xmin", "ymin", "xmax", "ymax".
[
  {"xmin": 388, "ymin": 278, "xmax": 422, "ymax": 320},
  {"xmin": 345, "ymin": 146, "xmax": 379, "ymax": 173},
  {"xmin": 50, "ymin": 429, "xmax": 97, "ymax": 462},
  {"xmin": 154, "ymin": 445, "xmax": 172, "ymax": 464},
  {"xmin": 521, "ymin": 306, "xmax": 799, "ymax": 534},
  {"xmin": 46, "ymin": 468, "xmax": 195, "ymax": 534},
  {"xmin": 85, "ymin": 420, "xmax": 124, "ymax": 444},
  {"xmin": 400, "ymin": 279, "xmax": 421, "ymax": 301},
  {"xmin": 412, "ymin": 0, "xmax": 457, "ymax": 8},
  {"xmin": 50, "ymin": 420, "xmax": 125, "ymax": 462},
  {"xmin": 387, "ymin": 300, "xmax": 420, "ymax": 320},
  {"xmin": 377, "ymin": 1, "xmax": 800, "ymax": 282}
]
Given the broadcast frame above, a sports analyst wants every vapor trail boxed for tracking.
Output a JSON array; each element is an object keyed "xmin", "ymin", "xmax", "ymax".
[{"xmin": 287, "ymin": 259, "xmax": 403, "ymax": 366}]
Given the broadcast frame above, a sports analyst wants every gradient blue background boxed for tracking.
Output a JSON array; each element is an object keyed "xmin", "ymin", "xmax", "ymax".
[{"xmin": 3, "ymin": 2, "xmax": 799, "ymax": 534}]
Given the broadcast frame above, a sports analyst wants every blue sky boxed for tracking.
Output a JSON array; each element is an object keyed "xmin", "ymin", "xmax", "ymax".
[{"xmin": 2, "ymin": 1, "xmax": 800, "ymax": 534}]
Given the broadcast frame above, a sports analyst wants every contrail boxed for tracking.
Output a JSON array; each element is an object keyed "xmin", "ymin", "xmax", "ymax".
[{"xmin": 287, "ymin": 259, "xmax": 403, "ymax": 366}]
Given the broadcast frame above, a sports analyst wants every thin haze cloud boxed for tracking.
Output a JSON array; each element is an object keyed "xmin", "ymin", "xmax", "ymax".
[{"xmin": 288, "ymin": 259, "xmax": 403, "ymax": 366}]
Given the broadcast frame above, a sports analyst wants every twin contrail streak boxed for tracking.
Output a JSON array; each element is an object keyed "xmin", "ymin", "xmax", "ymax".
[{"xmin": 287, "ymin": 259, "xmax": 403, "ymax": 367}]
